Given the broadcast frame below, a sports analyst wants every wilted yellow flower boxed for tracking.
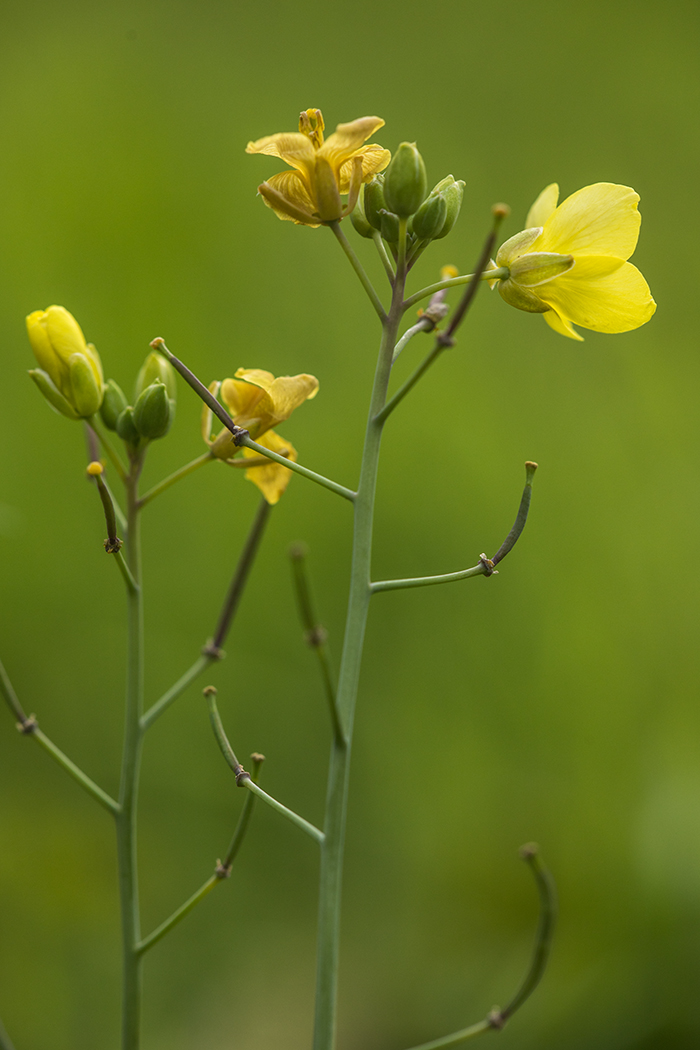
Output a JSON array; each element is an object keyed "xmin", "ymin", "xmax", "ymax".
[
  {"xmin": 26, "ymin": 305, "xmax": 104, "ymax": 418},
  {"xmin": 494, "ymin": 183, "xmax": 656, "ymax": 341},
  {"xmin": 246, "ymin": 109, "xmax": 390, "ymax": 227},
  {"xmin": 202, "ymin": 368, "xmax": 319, "ymax": 504}
]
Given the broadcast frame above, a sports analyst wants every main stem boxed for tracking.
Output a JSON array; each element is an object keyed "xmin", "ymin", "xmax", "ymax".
[
  {"xmin": 312, "ymin": 232, "xmax": 407, "ymax": 1050},
  {"xmin": 116, "ymin": 460, "xmax": 144, "ymax": 1050}
]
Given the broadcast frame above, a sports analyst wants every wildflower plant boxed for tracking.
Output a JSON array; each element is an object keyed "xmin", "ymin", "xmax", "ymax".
[{"xmin": 0, "ymin": 107, "xmax": 655, "ymax": 1050}]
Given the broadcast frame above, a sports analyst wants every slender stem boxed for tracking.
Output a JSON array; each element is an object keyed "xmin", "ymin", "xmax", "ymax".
[
  {"xmin": 205, "ymin": 689, "xmax": 324, "ymax": 843},
  {"xmin": 140, "ymin": 654, "xmax": 215, "ymax": 731},
  {"xmin": 329, "ymin": 222, "xmax": 387, "ymax": 321},
  {"xmin": 392, "ymin": 318, "xmax": 432, "ymax": 363},
  {"xmin": 371, "ymin": 562, "xmax": 488, "ymax": 594},
  {"xmin": 375, "ymin": 342, "xmax": 443, "ymax": 424},
  {"xmin": 0, "ymin": 1016, "xmax": 16, "ymax": 1050},
  {"xmin": 137, "ymin": 875, "xmax": 219, "ymax": 956},
  {"xmin": 313, "ymin": 216, "xmax": 409, "ymax": 1050},
  {"xmin": 372, "ymin": 231, "xmax": 395, "ymax": 282},
  {"xmin": 289, "ymin": 545, "xmax": 345, "ymax": 745},
  {"xmin": 113, "ymin": 550, "xmax": 139, "ymax": 594},
  {"xmin": 241, "ymin": 779, "xmax": 324, "ymax": 845},
  {"xmin": 0, "ymin": 658, "xmax": 120, "ymax": 814},
  {"xmin": 402, "ymin": 266, "xmax": 508, "ymax": 312},
  {"xmin": 238, "ymin": 435, "xmax": 355, "ymax": 502},
  {"xmin": 211, "ymin": 497, "xmax": 272, "ymax": 650},
  {"xmin": 137, "ymin": 452, "xmax": 214, "ymax": 507},
  {"xmin": 401, "ymin": 846, "xmax": 557, "ymax": 1050},
  {"xmin": 116, "ymin": 459, "xmax": 145, "ymax": 1050},
  {"xmin": 88, "ymin": 417, "xmax": 128, "ymax": 482}
]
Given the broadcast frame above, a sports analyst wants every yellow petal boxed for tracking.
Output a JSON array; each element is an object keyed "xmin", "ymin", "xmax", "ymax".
[
  {"xmin": 27, "ymin": 310, "xmax": 62, "ymax": 378},
  {"xmin": 338, "ymin": 144, "xmax": 391, "ymax": 193},
  {"xmin": 537, "ymin": 257, "xmax": 656, "ymax": 334},
  {"xmin": 526, "ymin": 183, "xmax": 559, "ymax": 229},
  {"xmin": 243, "ymin": 429, "xmax": 297, "ymax": 505},
  {"xmin": 233, "ymin": 368, "xmax": 319, "ymax": 434},
  {"xmin": 245, "ymin": 132, "xmax": 317, "ymax": 185},
  {"xmin": 44, "ymin": 305, "xmax": 87, "ymax": 364},
  {"xmin": 318, "ymin": 116, "xmax": 385, "ymax": 170},
  {"xmin": 220, "ymin": 375, "xmax": 266, "ymax": 421},
  {"xmin": 262, "ymin": 172, "xmax": 319, "ymax": 225},
  {"xmin": 543, "ymin": 306, "xmax": 584, "ymax": 341},
  {"xmin": 539, "ymin": 183, "xmax": 641, "ymax": 259}
]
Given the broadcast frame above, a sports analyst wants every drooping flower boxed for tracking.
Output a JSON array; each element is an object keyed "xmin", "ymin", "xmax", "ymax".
[
  {"xmin": 202, "ymin": 368, "xmax": 319, "ymax": 504},
  {"xmin": 246, "ymin": 109, "xmax": 390, "ymax": 227},
  {"xmin": 493, "ymin": 183, "xmax": 656, "ymax": 340},
  {"xmin": 26, "ymin": 305, "xmax": 104, "ymax": 418}
]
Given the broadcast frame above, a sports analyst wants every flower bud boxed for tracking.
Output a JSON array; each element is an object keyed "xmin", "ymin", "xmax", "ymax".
[
  {"xmin": 135, "ymin": 350, "xmax": 177, "ymax": 401},
  {"xmin": 431, "ymin": 176, "xmax": 465, "ymax": 240},
  {"xmin": 133, "ymin": 380, "xmax": 173, "ymax": 440},
  {"xmin": 116, "ymin": 406, "xmax": 141, "ymax": 446},
  {"xmin": 383, "ymin": 142, "xmax": 427, "ymax": 218},
  {"xmin": 26, "ymin": 306, "xmax": 104, "ymax": 419},
  {"xmin": 100, "ymin": 379, "xmax": 129, "ymax": 431},
  {"xmin": 350, "ymin": 187, "xmax": 374, "ymax": 239},
  {"xmin": 411, "ymin": 193, "xmax": 447, "ymax": 241},
  {"xmin": 364, "ymin": 175, "xmax": 387, "ymax": 231},
  {"xmin": 379, "ymin": 209, "xmax": 400, "ymax": 245}
]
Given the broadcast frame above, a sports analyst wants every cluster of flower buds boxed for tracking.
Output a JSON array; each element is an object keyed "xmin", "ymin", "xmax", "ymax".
[
  {"xmin": 26, "ymin": 305, "xmax": 177, "ymax": 448},
  {"xmin": 100, "ymin": 350, "xmax": 176, "ymax": 446},
  {"xmin": 351, "ymin": 142, "xmax": 465, "ymax": 249}
]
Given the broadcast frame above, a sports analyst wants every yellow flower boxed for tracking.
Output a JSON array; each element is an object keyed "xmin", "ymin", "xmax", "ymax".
[
  {"xmin": 246, "ymin": 108, "xmax": 391, "ymax": 227},
  {"xmin": 494, "ymin": 183, "xmax": 656, "ymax": 341},
  {"xmin": 26, "ymin": 305, "xmax": 104, "ymax": 417},
  {"xmin": 202, "ymin": 368, "xmax": 319, "ymax": 504}
]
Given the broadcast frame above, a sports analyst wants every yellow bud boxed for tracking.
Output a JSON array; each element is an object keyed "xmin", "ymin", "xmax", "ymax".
[
  {"xmin": 87, "ymin": 461, "xmax": 104, "ymax": 476},
  {"xmin": 26, "ymin": 306, "xmax": 104, "ymax": 419}
]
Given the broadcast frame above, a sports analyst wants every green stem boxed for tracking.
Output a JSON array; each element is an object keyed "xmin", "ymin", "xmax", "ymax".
[
  {"xmin": 330, "ymin": 222, "xmax": 387, "ymax": 321},
  {"xmin": 312, "ymin": 218, "xmax": 408, "ymax": 1050},
  {"xmin": 401, "ymin": 1019, "xmax": 493, "ymax": 1049},
  {"xmin": 137, "ymin": 875, "xmax": 219, "ymax": 955},
  {"xmin": 375, "ymin": 342, "xmax": 443, "ymax": 424},
  {"xmin": 210, "ymin": 497, "xmax": 272, "ymax": 651},
  {"xmin": 137, "ymin": 451, "xmax": 214, "ymax": 507},
  {"xmin": 402, "ymin": 267, "xmax": 507, "ymax": 312},
  {"xmin": 372, "ymin": 231, "xmax": 395, "ymax": 282},
  {"xmin": 371, "ymin": 562, "xmax": 488, "ymax": 594},
  {"xmin": 0, "ymin": 658, "xmax": 119, "ymax": 814},
  {"xmin": 392, "ymin": 317, "xmax": 432, "ymax": 363},
  {"xmin": 88, "ymin": 417, "xmax": 128, "ymax": 482},
  {"xmin": 113, "ymin": 550, "xmax": 139, "ymax": 593},
  {"xmin": 205, "ymin": 689, "xmax": 324, "ymax": 843},
  {"xmin": 116, "ymin": 460, "xmax": 145, "ymax": 1050},
  {"xmin": 140, "ymin": 653, "xmax": 215, "ymax": 730},
  {"xmin": 238, "ymin": 436, "xmax": 355, "ymax": 502}
]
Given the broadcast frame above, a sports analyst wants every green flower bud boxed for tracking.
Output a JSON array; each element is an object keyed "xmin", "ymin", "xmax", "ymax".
[
  {"xmin": 67, "ymin": 353, "xmax": 103, "ymax": 417},
  {"xmin": 411, "ymin": 194, "xmax": 447, "ymax": 241},
  {"xmin": 135, "ymin": 351, "xmax": 177, "ymax": 401},
  {"xmin": 431, "ymin": 176, "xmax": 465, "ymax": 240},
  {"xmin": 379, "ymin": 209, "xmax": 400, "ymax": 245},
  {"xmin": 383, "ymin": 142, "xmax": 427, "ymax": 218},
  {"xmin": 350, "ymin": 187, "xmax": 374, "ymax": 239},
  {"xmin": 116, "ymin": 406, "xmax": 141, "ymax": 446},
  {"xmin": 28, "ymin": 369, "xmax": 80, "ymax": 419},
  {"xmin": 364, "ymin": 175, "xmax": 387, "ymax": 231},
  {"xmin": 100, "ymin": 379, "xmax": 129, "ymax": 431},
  {"xmin": 133, "ymin": 380, "xmax": 173, "ymax": 440}
]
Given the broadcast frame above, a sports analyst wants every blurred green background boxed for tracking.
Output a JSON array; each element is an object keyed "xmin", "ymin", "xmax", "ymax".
[{"xmin": 1, "ymin": 1, "xmax": 698, "ymax": 1048}]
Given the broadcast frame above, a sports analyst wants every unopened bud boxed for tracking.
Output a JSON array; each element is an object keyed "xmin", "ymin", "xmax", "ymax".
[
  {"xmin": 364, "ymin": 175, "xmax": 387, "ymax": 231},
  {"xmin": 100, "ymin": 379, "xmax": 129, "ymax": 431},
  {"xmin": 28, "ymin": 368, "xmax": 79, "ymax": 419},
  {"xmin": 67, "ymin": 353, "xmax": 103, "ymax": 417},
  {"xmin": 379, "ymin": 209, "xmax": 400, "ymax": 245},
  {"xmin": 26, "ymin": 306, "xmax": 104, "ymax": 419},
  {"xmin": 350, "ymin": 187, "xmax": 374, "ymax": 239},
  {"xmin": 412, "ymin": 193, "xmax": 447, "ymax": 241},
  {"xmin": 135, "ymin": 351, "xmax": 177, "ymax": 401},
  {"xmin": 431, "ymin": 176, "xmax": 465, "ymax": 240},
  {"xmin": 133, "ymin": 380, "xmax": 173, "ymax": 440},
  {"xmin": 383, "ymin": 142, "xmax": 427, "ymax": 218},
  {"xmin": 116, "ymin": 406, "xmax": 141, "ymax": 446}
]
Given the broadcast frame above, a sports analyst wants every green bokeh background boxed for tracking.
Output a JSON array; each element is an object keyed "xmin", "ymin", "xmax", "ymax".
[{"xmin": 1, "ymin": 2, "xmax": 698, "ymax": 1048}]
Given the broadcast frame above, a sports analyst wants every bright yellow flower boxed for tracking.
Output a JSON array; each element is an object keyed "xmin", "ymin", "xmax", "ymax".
[
  {"xmin": 246, "ymin": 108, "xmax": 391, "ymax": 227},
  {"xmin": 26, "ymin": 305, "xmax": 104, "ymax": 417},
  {"xmin": 494, "ymin": 183, "xmax": 656, "ymax": 341},
  {"xmin": 202, "ymin": 368, "xmax": 319, "ymax": 504}
]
